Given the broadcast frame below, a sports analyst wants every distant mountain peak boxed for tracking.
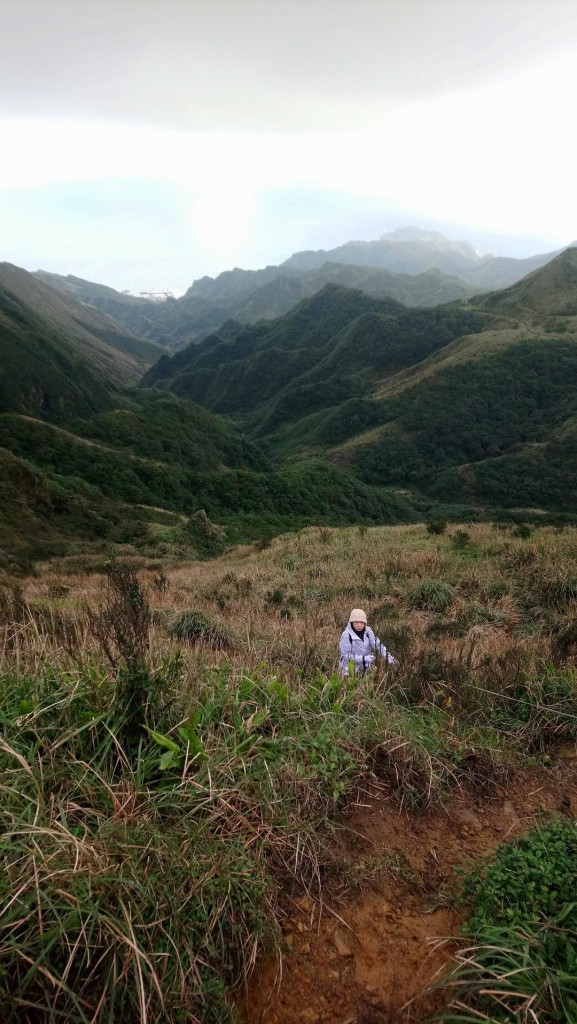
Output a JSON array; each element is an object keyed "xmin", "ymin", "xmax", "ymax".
[{"xmin": 381, "ymin": 226, "xmax": 459, "ymax": 244}]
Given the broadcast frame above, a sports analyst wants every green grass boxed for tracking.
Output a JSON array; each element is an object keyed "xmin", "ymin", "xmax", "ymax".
[{"xmin": 437, "ymin": 820, "xmax": 577, "ymax": 1023}]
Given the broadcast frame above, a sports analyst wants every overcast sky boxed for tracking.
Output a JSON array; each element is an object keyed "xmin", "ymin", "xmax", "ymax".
[{"xmin": 2, "ymin": 0, "xmax": 577, "ymax": 292}]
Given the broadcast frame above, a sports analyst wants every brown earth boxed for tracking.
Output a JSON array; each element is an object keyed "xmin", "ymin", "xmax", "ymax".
[{"xmin": 236, "ymin": 762, "xmax": 577, "ymax": 1024}]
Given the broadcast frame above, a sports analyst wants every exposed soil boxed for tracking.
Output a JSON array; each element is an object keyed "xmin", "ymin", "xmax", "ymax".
[{"xmin": 236, "ymin": 762, "xmax": 577, "ymax": 1024}]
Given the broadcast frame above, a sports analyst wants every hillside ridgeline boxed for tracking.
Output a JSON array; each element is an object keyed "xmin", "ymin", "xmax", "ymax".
[
  {"xmin": 37, "ymin": 228, "xmax": 569, "ymax": 350},
  {"xmin": 144, "ymin": 248, "xmax": 577, "ymax": 515}
]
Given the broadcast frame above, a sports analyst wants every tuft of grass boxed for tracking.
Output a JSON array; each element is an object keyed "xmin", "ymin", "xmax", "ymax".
[
  {"xmin": 167, "ymin": 609, "xmax": 232, "ymax": 648},
  {"xmin": 409, "ymin": 579, "xmax": 455, "ymax": 613}
]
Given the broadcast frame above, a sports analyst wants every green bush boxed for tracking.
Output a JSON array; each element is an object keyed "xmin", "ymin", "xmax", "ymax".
[
  {"xmin": 437, "ymin": 820, "xmax": 577, "ymax": 1023},
  {"xmin": 167, "ymin": 610, "xmax": 232, "ymax": 648},
  {"xmin": 462, "ymin": 819, "xmax": 577, "ymax": 930},
  {"xmin": 409, "ymin": 579, "xmax": 454, "ymax": 613},
  {"xmin": 426, "ymin": 519, "xmax": 448, "ymax": 535}
]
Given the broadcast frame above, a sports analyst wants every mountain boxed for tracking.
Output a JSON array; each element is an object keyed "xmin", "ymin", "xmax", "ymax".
[
  {"xmin": 282, "ymin": 228, "xmax": 482, "ymax": 275},
  {"xmin": 142, "ymin": 249, "xmax": 577, "ymax": 515},
  {"xmin": 38, "ymin": 229, "xmax": 568, "ymax": 354},
  {"xmin": 1, "ymin": 265, "xmax": 418, "ymax": 567},
  {"xmin": 0, "ymin": 263, "xmax": 166, "ymax": 421},
  {"xmin": 141, "ymin": 284, "xmax": 487, "ymax": 428},
  {"xmin": 333, "ymin": 248, "xmax": 577, "ymax": 511},
  {"xmin": 281, "ymin": 227, "xmax": 566, "ymax": 291},
  {"xmin": 35, "ymin": 270, "xmax": 169, "ymax": 341},
  {"xmin": 38, "ymin": 258, "xmax": 476, "ymax": 351},
  {"xmin": 475, "ymin": 245, "xmax": 577, "ymax": 316}
]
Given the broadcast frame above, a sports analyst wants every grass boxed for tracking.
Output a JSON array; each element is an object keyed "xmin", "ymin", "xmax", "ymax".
[
  {"xmin": 437, "ymin": 820, "xmax": 577, "ymax": 1023},
  {"xmin": 1, "ymin": 522, "xmax": 577, "ymax": 1020}
]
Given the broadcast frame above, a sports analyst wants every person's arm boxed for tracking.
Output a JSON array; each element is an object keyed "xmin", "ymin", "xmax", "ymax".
[{"xmin": 338, "ymin": 631, "xmax": 352, "ymax": 676}]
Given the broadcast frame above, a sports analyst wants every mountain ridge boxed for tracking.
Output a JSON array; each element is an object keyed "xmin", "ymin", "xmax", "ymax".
[
  {"xmin": 37, "ymin": 228, "xmax": 570, "ymax": 352},
  {"xmin": 141, "ymin": 249, "xmax": 577, "ymax": 515}
]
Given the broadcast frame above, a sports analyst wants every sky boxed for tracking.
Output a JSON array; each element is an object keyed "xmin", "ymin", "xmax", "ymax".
[{"xmin": 2, "ymin": 0, "xmax": 577, "ymax": 293}]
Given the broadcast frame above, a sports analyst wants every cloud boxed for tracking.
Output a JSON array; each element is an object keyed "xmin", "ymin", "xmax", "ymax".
[
  {"xmin": 1, "ymin": 0, "xmax": 576, "ymax": 288},
  {"xmin": 3, "ymin": 0, "xmax": 577, "ymax": 132}
]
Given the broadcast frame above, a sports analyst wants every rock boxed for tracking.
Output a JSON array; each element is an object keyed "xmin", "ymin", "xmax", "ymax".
[
  {"xmin": 333, "ymin": 928, "xmax": 354, "ymax": 957},
  {"xmin": 296, "ymin": 896, "xmax": 313, "ymax": 912},
  {"xmin": 452, "ymin": 807, "xmax": 483, "ymax": 832},
  {"xmin": 328, "ymin": 969, "xmax": 340, "ymax": 980}
]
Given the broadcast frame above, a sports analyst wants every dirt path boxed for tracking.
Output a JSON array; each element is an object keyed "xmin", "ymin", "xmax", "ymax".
[{"xmin": 237, "ymin": 765, "xmax": 577, "ymax": 1024}]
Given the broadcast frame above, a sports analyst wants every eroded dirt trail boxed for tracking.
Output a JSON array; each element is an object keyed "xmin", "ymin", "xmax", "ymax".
[{"xmin": 238, "ymin": 766, "xmax": 577, "ymax": 1024}]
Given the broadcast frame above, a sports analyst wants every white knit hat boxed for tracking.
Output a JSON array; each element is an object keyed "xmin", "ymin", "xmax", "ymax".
[{"xmin": 349, "ymin": 608, "xmax": 367, "ymax": 624}]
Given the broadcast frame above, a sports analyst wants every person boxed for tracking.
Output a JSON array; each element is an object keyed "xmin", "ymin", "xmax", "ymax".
[{"xmin": 338, "ymin": 608, "xmax": 396, "ymax": 677}]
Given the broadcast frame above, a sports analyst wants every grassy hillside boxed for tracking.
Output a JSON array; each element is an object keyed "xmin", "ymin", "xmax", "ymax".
[
  {"xmin": 2, "ymin": 264, "xmax": 164, "ymax": 381},
  {"xmin": 475, "ymin": 244, "xmax": 577, "ymax": 315},
  {"xmin": 2, "ymin": 522, "xmax": 577, "ymax": 1021},
  {"xmin": 35, "ymin": 270, "xmax": 170, "ymax": 340}
]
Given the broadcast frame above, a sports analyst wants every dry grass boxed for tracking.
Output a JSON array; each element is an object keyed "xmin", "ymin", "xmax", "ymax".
[{"xmin": 15, "ymin": 521, "xmax": 577, "ymax": 681}]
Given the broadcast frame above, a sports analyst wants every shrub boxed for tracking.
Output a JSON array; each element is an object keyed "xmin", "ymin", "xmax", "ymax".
[
  {"xmin": 409, "ymin": 579, "xmax": 454, "ymax": 613},
  {"xmin": 167, "ymin": 609, "xmax": 232, "ymax": 648},
  {"xmin": 182, "ymin": 509, "xmax": 227, "ymax": 558},
  {"xmin": 452, "ymin": 528, "xmax": 471, "ymax": 549},
  {"xmin": 512, "ymin": 523, "xmax": 533, "ymax": 539},
  {"xmin": 87, "ymin": 561, "xmax": 154, "ymax": 745},
  {"xmin": 426, "ymin": 519, "xmax": 448, "ymax": 535}
]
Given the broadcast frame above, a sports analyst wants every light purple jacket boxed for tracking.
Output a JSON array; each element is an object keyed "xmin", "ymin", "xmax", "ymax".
[{"xmin": 338, "ymin": 625, "xmax": 396, "ymax": 677}]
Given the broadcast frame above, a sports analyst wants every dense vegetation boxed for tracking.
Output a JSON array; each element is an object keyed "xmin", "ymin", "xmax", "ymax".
[
  {"xmin": 358, "ymin": 336, "xmax": 577, "ymax": 504},
  {"xmin": 0, "ymin": 390, "xmax": 420, "ymax": 569},
  {"xmin": 441, "ymin": 820, "xmax": 577, "ymax": 1021},
  {"xmin": 142, "ymin": 284, "xmax": 486, "ymax": 429},
  {"xmin": 3, "ymin": 249, "xmax": 577, "ymax": 570},
  {"xmin": 0, "ymin": 271, "xmax": 431, "ymax": 565},
  {"xmin": 141, "ymin": 249, "xmax": 577, "ymax": 517}
]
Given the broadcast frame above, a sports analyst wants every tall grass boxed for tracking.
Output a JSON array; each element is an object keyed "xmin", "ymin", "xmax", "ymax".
[{"xmin": 2, "ymin": 523, "xmax": 577, "ymax": 1019}]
